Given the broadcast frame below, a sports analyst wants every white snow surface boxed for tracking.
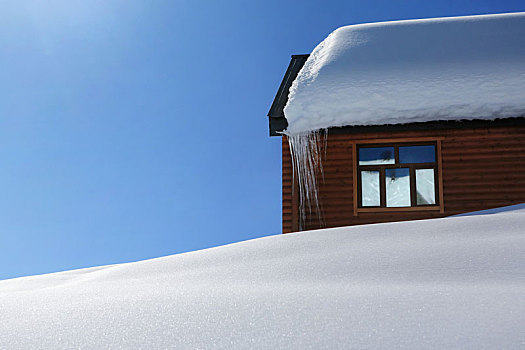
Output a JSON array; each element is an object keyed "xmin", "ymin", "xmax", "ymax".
[
  {"xmin": 1, "ymin": 206, "xmax": 525, "ymax": 349},
  {"xmin": 284, "ymin": 13, "xmax": 525, "ymax": 134}
]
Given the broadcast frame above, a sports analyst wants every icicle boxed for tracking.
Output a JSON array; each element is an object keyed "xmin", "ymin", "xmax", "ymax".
[{"xmin": 286, "ymin": 129, "xmax": 326, "ymax": 230}]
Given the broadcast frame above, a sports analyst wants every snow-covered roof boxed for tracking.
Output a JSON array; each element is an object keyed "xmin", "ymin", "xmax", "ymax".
[{"xmin": 283, "ymin": 13, "xmax": 525, "ymax": 135}]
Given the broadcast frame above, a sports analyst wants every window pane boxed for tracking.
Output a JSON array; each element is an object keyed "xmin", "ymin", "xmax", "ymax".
[
  {"xmin": 386, "ymin": 168, "xmax": 410, "ymax": 207},
  {"xmin": 359, "ymin": 147, "xmax": 395, "ymax": 165},
  {"xmin": 361, "ymin": 171, "xmax": 380, "ymax": 206},
  {"xmin": 416, "ymin": 169, "xmax": 436, "ymax": 205},
  {"xmin": 399, "ymin": 145, "xmax": 435, "ymax": 163}
]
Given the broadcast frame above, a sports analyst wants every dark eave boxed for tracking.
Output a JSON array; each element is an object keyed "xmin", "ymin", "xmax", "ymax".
[
  {"xmin": 326, "ymin": 116, "xmax": 525, "ymax": 135},
  {"xmin": 267, "ymin": 54, "xmax": 309, "ymax": 136}
]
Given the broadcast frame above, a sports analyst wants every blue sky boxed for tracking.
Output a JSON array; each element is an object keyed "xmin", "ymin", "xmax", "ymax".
[{"xmin": 1, "ymin": 0, "xmax": 524, "ymax": 280}]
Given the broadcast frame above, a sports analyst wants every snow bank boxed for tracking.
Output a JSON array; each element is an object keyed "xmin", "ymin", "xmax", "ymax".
[
  {"xmin": 284, "ymin": 13, "xmax": 525, "ymax": 134},
  {"xmin": 1, "ymin": 206, "xmax": 524, "ymax": 349}
]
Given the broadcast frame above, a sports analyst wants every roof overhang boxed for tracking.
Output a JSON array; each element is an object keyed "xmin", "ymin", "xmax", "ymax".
[{"xmin": 267, "ymin": 54, "xmax": 309, "ymax": 136}]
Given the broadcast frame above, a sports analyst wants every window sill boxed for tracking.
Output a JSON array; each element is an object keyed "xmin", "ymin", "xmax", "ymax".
[{"xmin": 357, "ymin": 206, "xmax": 441, "ymax": 213}]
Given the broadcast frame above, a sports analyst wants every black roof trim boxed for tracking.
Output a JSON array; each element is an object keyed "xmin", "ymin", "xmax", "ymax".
[
  {"xmin": 326, "ymin": 116, "xmax": 525, "ymax": 135},
  {"xmin": 267, "ymin": 54, "xmax": 309, "ymax": 136}
]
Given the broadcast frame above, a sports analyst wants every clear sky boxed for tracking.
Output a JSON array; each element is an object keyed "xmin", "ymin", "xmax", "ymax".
[{"xmin": 1, "ymin": 0, "xmax": 524, "ymax": 280}]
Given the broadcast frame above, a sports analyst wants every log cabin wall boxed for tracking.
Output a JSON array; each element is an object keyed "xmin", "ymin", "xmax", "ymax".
[{"xmin": 282, "ymin": 123, "xmax": 525, "ymax": 233}]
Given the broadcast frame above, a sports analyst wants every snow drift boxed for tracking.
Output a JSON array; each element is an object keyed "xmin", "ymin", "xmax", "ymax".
[
  {"xmin": 284, "ymin": 12, "xmax": 525, "ymax": 134},
  {"xmin": 1, "ymin": 205, "xmax": 525, "ymax": 349}
]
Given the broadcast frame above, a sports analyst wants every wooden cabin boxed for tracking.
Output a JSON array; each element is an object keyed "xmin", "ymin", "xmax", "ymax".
[{"xmin": 269, "ymin": 55, "xmax": 525, "ymax": 233}]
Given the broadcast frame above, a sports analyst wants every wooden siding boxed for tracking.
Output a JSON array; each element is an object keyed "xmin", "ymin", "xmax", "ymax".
[{"xmin": 282, "ymin": 124, "xmax": 525, "ymax": 233}]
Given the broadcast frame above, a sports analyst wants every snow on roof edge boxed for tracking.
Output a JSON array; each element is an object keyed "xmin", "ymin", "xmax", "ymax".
[{"xmin": 283, "ymin": 12, "xmax": 525, "ymax": 135}]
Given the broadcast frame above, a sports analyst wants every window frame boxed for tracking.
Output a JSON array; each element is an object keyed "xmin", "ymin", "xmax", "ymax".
[{"xmin": 351, "ymin": 137, "xmax": 444, "ymax": 215}]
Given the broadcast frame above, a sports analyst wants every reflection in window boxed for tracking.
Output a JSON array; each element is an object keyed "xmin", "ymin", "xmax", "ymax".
[
  {"xmin": 386, "ymin": 168, "xmax": 410, "ymax": 207},
  {"xmin": 359, "ymin": 147, "xmax": 395, "ymax": 165},
  {"xmin": 361, "ymin": 171, "xmax": 380, "ymax": 206},
  {"xmin": 416, "ymin": 169, "xmax": 436, "ymax": 205},
  {"xmin": 399, "ymin": 145, "xmax": 435, "ymax": 163}
]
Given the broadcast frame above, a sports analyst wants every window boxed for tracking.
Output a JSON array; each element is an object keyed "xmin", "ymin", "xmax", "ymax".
[{"xmin": 356, "ymin": 142, "xmax": 441, "ymax": 210}]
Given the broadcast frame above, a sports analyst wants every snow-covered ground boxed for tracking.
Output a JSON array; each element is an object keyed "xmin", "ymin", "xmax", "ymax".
[
  {"xmin": 1, "ymin": 206, "xmax": 524, "ymax": 349},
  {"xmin": 284, "ymin": 12, "xmax": 525, "ymax": 134}
]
